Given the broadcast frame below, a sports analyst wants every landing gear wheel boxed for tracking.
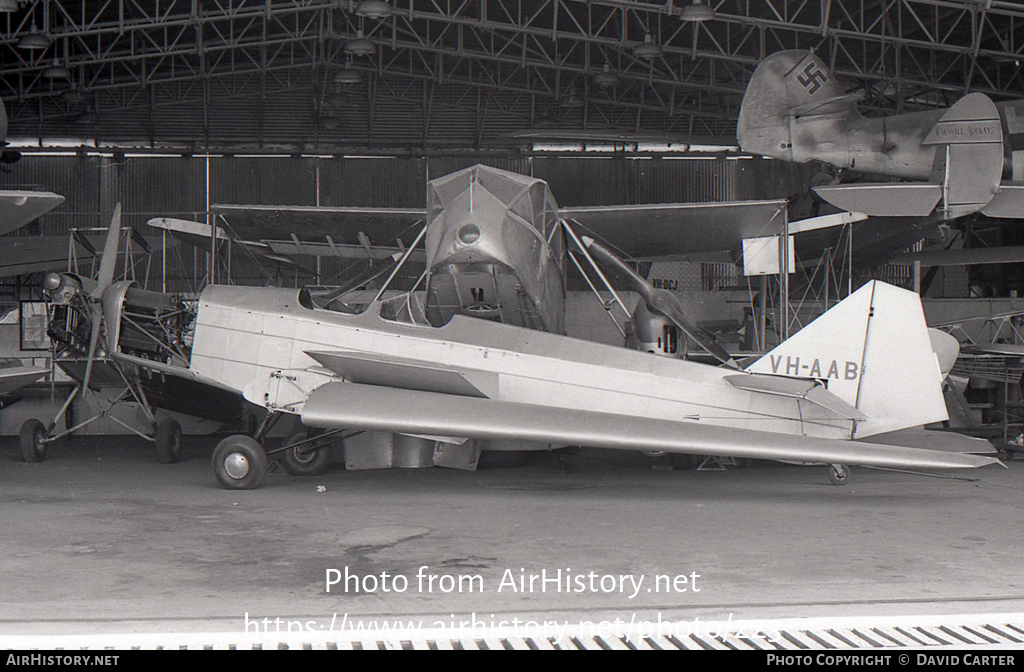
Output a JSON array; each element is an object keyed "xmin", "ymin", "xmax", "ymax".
[
  {"xmin": 154, "ymin": 418, "xmax": 183, "ymax": 464},
  {"xmin": 280, "ymin": 431, "xmax": 331, "ymax": 476},
  {"xmin": 212, "ymin": 435, "xmax": 268, "ymax": 489},
  {"xmin": 19, "ymin": 419, "xmax": 47, "ymax": 463},
  {"xmin": 828, "ymin": 463, "xmax": 850, "ymax": 486}
]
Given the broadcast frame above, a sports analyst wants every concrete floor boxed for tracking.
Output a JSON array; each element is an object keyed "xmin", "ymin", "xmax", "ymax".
[{"xmin": 1, "ymin": 436, "xmax": 1023, "ymax": 639}]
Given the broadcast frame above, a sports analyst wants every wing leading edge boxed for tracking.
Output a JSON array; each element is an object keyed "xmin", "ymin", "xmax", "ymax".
[{"xmin": 300, "ymin": 381, "xmax": 997, "ymax": 471}]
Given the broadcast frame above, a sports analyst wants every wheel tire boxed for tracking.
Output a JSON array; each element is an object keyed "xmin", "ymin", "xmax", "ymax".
[
  {"xmin": 19, "ymin": 419, "xmax": 47, "ymax": 463},
  {"xmin": 280, "ymin": 430, "xmax": 331, "ymax": 476},
  {"xmin": 828, "ymin": 463, "xmax": 850, "ymax": 486},
  {"xmin": 212, "ymin": 435, "xmax": 268, "ymax": 489},
  {"xmin": 154, "ymin": 418, "xmax": 183, "ymax": 464}
]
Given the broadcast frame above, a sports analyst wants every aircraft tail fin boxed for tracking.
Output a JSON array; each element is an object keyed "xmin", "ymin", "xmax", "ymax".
[
  {"xmin": 745, "ymin": 281, "xmax": 947, "ymax": 438},
  {"xmin": 739, "ymin": 50, "xmax": 859, "ymax": 161}
]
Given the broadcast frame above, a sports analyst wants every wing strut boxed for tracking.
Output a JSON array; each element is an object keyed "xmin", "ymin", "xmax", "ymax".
[
  {"xmin": 562, "ymin": 220, "xmax": 739, "ymax": 368},
  {"xmin": 370, "ymin": 221, "xmax": 428, "ymax": 304}
]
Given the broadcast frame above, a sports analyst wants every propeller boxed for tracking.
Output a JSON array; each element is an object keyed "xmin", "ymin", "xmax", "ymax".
[
  {"xmin": 79, "ymin": 204, "xmax": 122, "ymax": 393},
  {"xmin": 580, "ymin": 235, "xmax": 738, "ymax": 368}
]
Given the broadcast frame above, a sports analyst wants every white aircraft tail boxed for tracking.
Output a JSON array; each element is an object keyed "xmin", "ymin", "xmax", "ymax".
[{"xmin": 746, "ymin": 281, "xmax": 947, "ymax": 438}]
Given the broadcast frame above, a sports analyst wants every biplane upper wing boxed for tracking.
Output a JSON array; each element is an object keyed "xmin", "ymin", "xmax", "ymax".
[
  {"xmin": 0, "ymin": 191, "xmax": 64, "ymax": 237},
  {"xmin": 558, "ymin": 199, "xmax": 788, "ymax": 259},
  {"xmin": 210, "ymin": 204, "xmax": 428, "ymax": 250},
  {"xmin": 299, "ymin": 381, "xmax": 996, "ymax": 471},
  {"xmin": 209, "ymin": 200, "xmax": 788, "ymax": 262}
]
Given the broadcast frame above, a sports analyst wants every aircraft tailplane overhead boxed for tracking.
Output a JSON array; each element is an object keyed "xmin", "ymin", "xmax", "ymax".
[
  {"xmin": 746, "ymin": 280, "xmax": 947, "ymax": 439},
  {"xmin": 738, "ymin": 50, "xmax": 860, "ymax": 163}
]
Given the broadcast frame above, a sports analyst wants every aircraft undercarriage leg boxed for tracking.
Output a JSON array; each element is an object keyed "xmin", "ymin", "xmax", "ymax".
[{"xmin": 828, "ymin": 463, "xmax": 851, "ymax": 486}]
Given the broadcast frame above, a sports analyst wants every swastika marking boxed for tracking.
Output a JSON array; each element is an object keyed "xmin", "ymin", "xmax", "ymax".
[{"xmin": 796, "ymin": 63, "xmax": 828, "ymax": 95}]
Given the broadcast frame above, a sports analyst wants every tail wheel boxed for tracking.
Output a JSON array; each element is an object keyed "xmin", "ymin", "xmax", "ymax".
[
  {"xmin": 280, "ymin": 430, "xmax": 332, "ymax": 476},
  {"xmin": 828, "ymin": 463, "xmax": 850, "ymax": 486},
  {"xmin": 19, "ymin": 419, "xmax": 47, "ymax": 463},
  {"xmin": 212, "ymin": 435, "xmax": 268, "ymax": 489},
  {"xmin": 154, "ymin": 418, "xmax": 183, "ymax": 464}
]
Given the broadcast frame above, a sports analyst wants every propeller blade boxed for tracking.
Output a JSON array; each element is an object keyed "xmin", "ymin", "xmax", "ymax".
[
  {"xmin": 90, "ymin": 203, "xmax": 121, "ymax": 299},
  {"xmin": 580, "ymin": 235, "xmax": 738, "ymax": 368},
  {"xmin": 78, "ymin": 305, "xmax": 104, "ymax": 394}
]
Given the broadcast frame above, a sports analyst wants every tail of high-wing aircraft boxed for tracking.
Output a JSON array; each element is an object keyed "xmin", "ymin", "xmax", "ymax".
[
  {"xmin": 745, "ymin": 280, "xmax": 947, "ymax": 438},
  {"xmin": 737, "ymin": 50, "xmax": 860, "ymax": 165},
  {"xmin": 739, "ymin": 50, "xmax": 1024, "ymax": 219}
]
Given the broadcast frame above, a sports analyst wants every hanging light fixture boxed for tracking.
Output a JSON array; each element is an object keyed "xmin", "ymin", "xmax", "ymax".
[
  {"xmin": 632, "ymin": 34, "xmax": 663, "ymax": 60},
  {"xmin": 343, "ymin": 30, "xmax": 375, "ymax": 57},
  {"xmin": 18, "ymin": 25, "xmax": 51, "ymax": 51},
  {"xmin": 560, "ymin": 88, "xmax": 584, "ymax": 109},
  {"xmin": 326, "ymin": 89, "xmax": 350, "ymax": 106},
  {"xmin": 680, "ymin": 0, "xmax": 716, "ymax": 22},
  {"xmin": 334, "ymin": 61, "xmax": 362, "ymax": 84},
  {"xmin": 592, "ymin": 63, "xmax": 621, "ymax": 88},
  {"xmin": 354, "ymin": 0, "xmax": 391, "ymax": 20},
  {"xmin": 42, "ymin": 56, "xmax": 70, "ymax": 80},
  {"xmin": 61, "ymin": 84, "xmax": 84, "ymax": 105}
]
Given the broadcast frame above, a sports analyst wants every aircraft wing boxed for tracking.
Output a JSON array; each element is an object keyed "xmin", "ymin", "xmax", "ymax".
[
  {"xmin": 0, "ymin": 232, "xmax": 167, "ymax": 279},
  {"xmin": 0, "ymin": 191, "xmax": 64, "ymax": 237},
  {"xmin": 0, "ymin": 236, "xmax": 85, "ymax": 278},
  {"xmin": 559, "ymin": 199, "xmax": 787, "ymax": 259},
  {"xmin": 210, "ymin": 204, "xmax": 428, "ymax": 249},
  {"xmin": 300, "ymin": 381, "xmax": 997, "ymax": 471},
  {"xmin": 0, "ymin": 365, "xmax": 48, "ymax": 396}
]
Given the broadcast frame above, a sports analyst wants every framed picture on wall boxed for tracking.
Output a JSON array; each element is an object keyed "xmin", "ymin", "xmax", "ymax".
[{"xmin": 20, "ymin": 301, "xmax": 50, "ymax": 351}]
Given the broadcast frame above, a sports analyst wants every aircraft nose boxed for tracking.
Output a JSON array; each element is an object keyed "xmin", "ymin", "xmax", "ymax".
[{"xmin": 457, "ymin": 223, "xmax": 481, "ymax": 245}]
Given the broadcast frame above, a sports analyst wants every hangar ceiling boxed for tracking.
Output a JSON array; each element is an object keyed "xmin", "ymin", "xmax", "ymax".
[{"xmin": 1, "ymin": 0, "xmax": 1022, "ymax": 152}]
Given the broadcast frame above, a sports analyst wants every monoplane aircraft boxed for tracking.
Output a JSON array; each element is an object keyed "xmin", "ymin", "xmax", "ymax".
[
  {"xmin": 33, "ymin": 164, "xmax": 996, "ymax": 489},
  {"xmin": 738, "ymin": 50, "xmax": 1024, "ymax": 220}
]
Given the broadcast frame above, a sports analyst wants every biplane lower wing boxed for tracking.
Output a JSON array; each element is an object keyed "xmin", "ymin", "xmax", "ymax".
[
  {"xmin": 300, "ymin": 381, "xmax": 996, "ymax": 471},
  {"xmin": 210, "ymin": 204, "xmax": 427, "ymax": 248},
  {"xmin": 0, "ymin": 365, "xmax": 48, "ymax": 396}
]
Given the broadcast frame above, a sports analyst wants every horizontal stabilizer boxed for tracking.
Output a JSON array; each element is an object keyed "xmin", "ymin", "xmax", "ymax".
[
  {"xmin": 724, "ymin": 374, "xmax": 865, "ymax": 420},
  {"xmin": 891, "ymin": 245, "xmax": 1024, "ymax": 267},
  {"xmin": 813, "ymin": 183, "xmax": 942, "ymax": 217},
  {"xmin": 306, "ymin": 350, "xmax": 497, "ymax": 398},
  {"xmin": 981, "ymin": 183, "xmax": 1024, "ymax": 218},
  {"xmin": 300, "ymin": 382, "xmax": 996, "ymax": 470}
]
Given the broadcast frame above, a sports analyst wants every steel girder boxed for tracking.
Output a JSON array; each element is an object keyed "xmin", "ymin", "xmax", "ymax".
[{"xmin": 0, "ymin": 0, "xmax": 1021, "ymax": 149}]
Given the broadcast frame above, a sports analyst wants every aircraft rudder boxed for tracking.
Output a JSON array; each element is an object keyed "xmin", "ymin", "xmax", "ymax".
[
  {"xmin": 738, "ymin": 50, "xmax": 854, "ymax": 160},
  {"xmin": 747, "ymin": 280, "xmax": 947, "ymax": 437}
]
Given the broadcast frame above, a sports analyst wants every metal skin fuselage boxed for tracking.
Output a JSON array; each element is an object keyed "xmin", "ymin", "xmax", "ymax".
[
  {"xmin": 421, "ymin": 166, "xmax": 565, "ymax": 334},
  {"xmin": 190, "ymin": 284, "xmax": 849, "ymax": 443},
  {"xmin": 739, "ymin": 50, "xmax": 1024, "ymax": 180}
]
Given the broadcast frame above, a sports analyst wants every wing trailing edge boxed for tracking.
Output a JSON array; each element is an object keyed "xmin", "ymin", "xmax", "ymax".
[{"xmin": 300, "ymin": 381, "xmax": 996, "ymax": 470}]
